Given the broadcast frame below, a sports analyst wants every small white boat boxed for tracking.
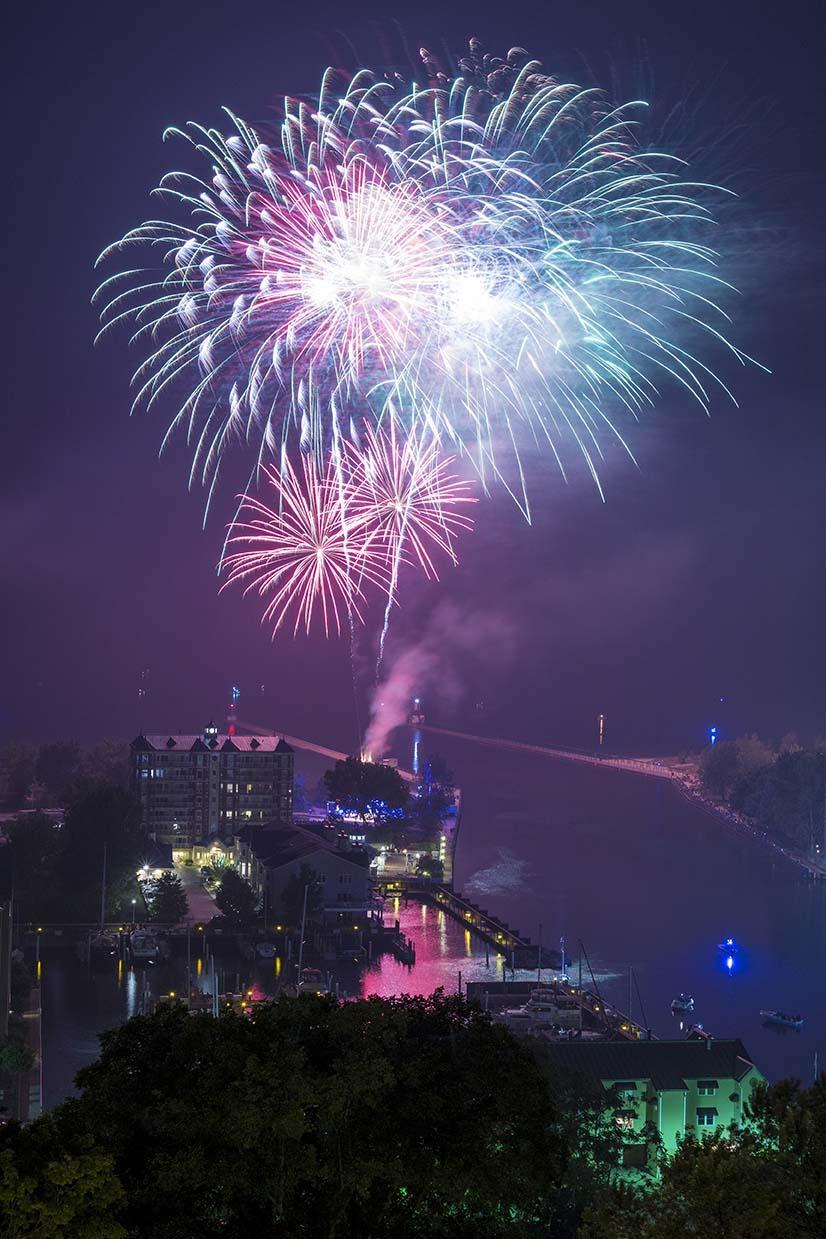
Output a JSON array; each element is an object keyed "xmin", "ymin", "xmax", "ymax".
[
  {"xmin": 130, "ymin": 930, "xmax": 165, "ymax": 963},
  {"xmin": 494, "ymin": 988, "xmax": 581, "ymax": 1032},
  {"xmin": 255, "ymin": 942, "xmax": 277, "ymax": 958},
  {"xmin": 760, "ymin": 1009, "xmax": 803, "ymax": 1029},
  {"xmin": 671, "ymin": 993, "xmax": 695, "ymax": 1013}
]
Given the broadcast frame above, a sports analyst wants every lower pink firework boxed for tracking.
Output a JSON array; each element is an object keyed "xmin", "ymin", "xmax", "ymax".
[{"xmin": 221, "ymin": 427, "xmax": 476, "ymax": 637}]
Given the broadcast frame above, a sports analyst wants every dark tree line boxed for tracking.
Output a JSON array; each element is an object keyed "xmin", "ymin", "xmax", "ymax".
[
  {"xmin": 700, "ymin": 736, "xmax": 826, "ymax": 853},
  {"xmin": 0, "ymin": 740, "xmax": 129, "ymax": 810},
  {"xmin": 2, "ymin": 992, "xmax": 824, "ymax": 1239},
  {"xmin": 2, "ymin": 785, "xmax": 147, "ymax": 924}
]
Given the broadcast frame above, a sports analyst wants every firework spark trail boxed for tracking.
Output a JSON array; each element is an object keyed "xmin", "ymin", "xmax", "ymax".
[{"xmin": 344, "ymin": 420, "xmax": 476, "ymax": 666}]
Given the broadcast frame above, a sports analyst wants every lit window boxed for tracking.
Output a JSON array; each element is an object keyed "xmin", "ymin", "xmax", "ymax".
[
  {"xmin": 696, "ymin": 1108, "xmax": 718, "ymax": 1127},
  {"xmin": 615, "ymin": 1110, "xmax": 636, "ymax": 1130}
]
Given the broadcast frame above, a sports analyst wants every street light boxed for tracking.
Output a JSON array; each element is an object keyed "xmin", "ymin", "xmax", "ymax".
[{"xmin": 131, "ymin": 899, "xmax": 137, "ymax": 925}]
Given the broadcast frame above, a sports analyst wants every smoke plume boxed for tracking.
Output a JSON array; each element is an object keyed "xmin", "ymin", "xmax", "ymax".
[{"xmin": 363, "ymin": 602, "xmax": 515, "ymax": 760}]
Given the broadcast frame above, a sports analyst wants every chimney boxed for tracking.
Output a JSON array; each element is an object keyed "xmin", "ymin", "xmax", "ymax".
[{"xmin": 706, "ymin": 1035, "xmax": 713, "ymax": 1050}]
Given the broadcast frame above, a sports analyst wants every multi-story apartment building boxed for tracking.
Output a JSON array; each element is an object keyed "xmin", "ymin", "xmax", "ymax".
[{"xmin": 130, "ymin": 723, "xmax": 294, "ymax": 845}]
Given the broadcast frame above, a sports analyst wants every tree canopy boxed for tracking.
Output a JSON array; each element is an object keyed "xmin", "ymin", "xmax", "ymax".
[
  {"xmin": 0, "ymin": 993, "xmax": 564, "ymax": 1238},
  {"xmin": 148, "ymin": 873, "xmax": 188, "ymax": 925},
  {"xmin": 214, "ymin": 868, "xmax": 257, "ymax": 927},
  {"xmin": 699, "ymin": 735, "xmax": 773, "ymax": 800},
  {"xmin": 324, "ymin": 757, "xmax": 409, "ymax": 824},
  {"xmin": 2, "ymin": 786, "xmax": 146, "ymax": 923}
]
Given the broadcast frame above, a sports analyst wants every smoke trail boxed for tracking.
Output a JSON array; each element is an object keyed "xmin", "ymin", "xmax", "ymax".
[{"xmin": 364, "ymin": 602, "xmax": 515, "ymax": 759}]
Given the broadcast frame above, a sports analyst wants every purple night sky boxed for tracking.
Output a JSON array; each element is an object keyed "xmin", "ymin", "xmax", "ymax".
[{"xmin": 3, "ymin": 0, "xmax": 824, "ymax": 754}]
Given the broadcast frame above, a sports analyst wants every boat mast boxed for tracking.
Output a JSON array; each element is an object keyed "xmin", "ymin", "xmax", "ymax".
[
  {"xmin": 99, "ymin": 840, "xmax": 108, "ymax": 929},
  {"xmin": 296, "ymin": 883, "xmax": 309, "ymax": 984}
]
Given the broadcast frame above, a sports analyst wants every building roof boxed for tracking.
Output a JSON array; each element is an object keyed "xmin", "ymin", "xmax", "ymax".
[
  {"xmin": 536, "ymin": 1039, "xmax": 760, "ymax": 1091},
  {"xmin": 241, "ymin": 821, "xmax": 369, "ymax": 872},
  {"xmin": 131, "ymin": 733, "xmax": 293, "ymax": 754}
]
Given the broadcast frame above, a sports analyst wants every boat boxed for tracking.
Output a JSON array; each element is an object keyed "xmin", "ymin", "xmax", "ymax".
[
  {"xmin": 493, "ymin": 987, "xmax": 581, "ymax": 1033},
  {"xmin": 129, "ymin": 929, "xmax": 166, "ymax": 963},
  {"xmin": 391, "ymin": 935, "xmax": 416, "ymax": 965},
  {"xmin": 670, "ymin": 993, "xmax": 695, "ymax": 1013},
  {"xmin": 297, "ymin": 967, "xmax": 328, "ymax": 994},
  {"xmin": 760, "ymin": 1009, "xmax": 803, "ymax": 1029},
  {"xmin": 255, "ymin": 942, "xmax": 277, "ymax": 958}
]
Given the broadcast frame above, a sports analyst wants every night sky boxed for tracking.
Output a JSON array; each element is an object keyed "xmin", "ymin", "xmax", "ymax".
[{"xmin": 3, "ymin": 0, "xmax": 824, "ymax": 755}]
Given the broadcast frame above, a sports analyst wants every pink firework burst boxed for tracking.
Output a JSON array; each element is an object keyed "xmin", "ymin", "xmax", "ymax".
[
  {"xmin": 220, "ymin": 454, "xmax": 391, "ymax": 637},
  {"xmin": 347, "ymin": 423, "xmax": 476, "ymax": 579}
]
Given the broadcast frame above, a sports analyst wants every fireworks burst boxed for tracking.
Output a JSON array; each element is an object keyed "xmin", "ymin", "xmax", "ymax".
[
  {"xmin": 97, "ymin": 37, "xmax": 760, "ymax": 635},
  {"xmin": 221, "ymin": 427, "xmax": 474, "ymax": 637},
  {"xmin": 350, "ymin": 422, "xmax": 476, "ymax": 580},
  {"xmin": 220, "ymin": 453, "xmax": 389, "ymax": 637}
]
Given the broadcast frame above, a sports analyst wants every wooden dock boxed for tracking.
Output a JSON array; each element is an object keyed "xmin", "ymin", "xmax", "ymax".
[{"xmin": 424, "ymin": 887, "xmax": 562, "ymax": 969}]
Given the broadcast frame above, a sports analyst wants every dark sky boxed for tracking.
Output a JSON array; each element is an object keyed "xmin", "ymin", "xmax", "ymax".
[{"xmin": 3, "ymin": 0, "xmax": 824, "ymax": 755}]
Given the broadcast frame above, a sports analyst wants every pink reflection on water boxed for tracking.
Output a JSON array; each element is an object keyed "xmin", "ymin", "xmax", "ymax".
[{"xmin": 360, "ymin": 900, "xmax": 504, "ymax": 998}]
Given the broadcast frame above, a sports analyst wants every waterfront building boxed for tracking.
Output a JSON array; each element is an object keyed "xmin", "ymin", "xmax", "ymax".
[
  {"xmin": 538, "ymin": 1037, "xmax": 765, "ymax": 1171},
  {"xmin": 243, "ymin": 821, "xmax": 380, "ymax": 940},
  {"xmin": 130, "ymin": 724, "xmax": 294, "ymax": 845}
]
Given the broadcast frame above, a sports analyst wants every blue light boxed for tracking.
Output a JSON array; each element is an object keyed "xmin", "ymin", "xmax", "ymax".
[
  {"xmin": 726, "ymin": 955, "xmax": 734, "ymax": 972},
  {"xmin": 709, "ymin": 725, "xmax": 718, "ymax": 746}
]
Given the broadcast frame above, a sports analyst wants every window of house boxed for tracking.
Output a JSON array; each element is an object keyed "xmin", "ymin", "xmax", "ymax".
[
  {"xmin": 697, "ymin": 1080, "xmax": 718, "ymax": 1096},
  {"xmin": 696, "ymin": 1108, "xmax": 718, "ymax": 1127},
  {"xmin": 614, "ymin": 1081, "xmax": 637, "ymax": 1097},
  {"xmin": 614, "ymin": 1110, "xmax": 636, "ymax": 1130}
]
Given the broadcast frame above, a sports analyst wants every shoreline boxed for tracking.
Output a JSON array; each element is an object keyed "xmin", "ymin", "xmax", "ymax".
[{"xmin": 418, "ymin": 724, "xmax": 825, "ymax": 882}]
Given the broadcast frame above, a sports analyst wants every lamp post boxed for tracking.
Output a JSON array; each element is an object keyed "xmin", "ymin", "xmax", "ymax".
[{"xmin": 131, "ymin": 899, "xmax": 137, "ymax": 925}]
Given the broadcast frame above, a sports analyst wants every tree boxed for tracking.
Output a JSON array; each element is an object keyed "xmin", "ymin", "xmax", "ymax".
[
  {"xmin": 700, "ymin": 735, "xmax": 773, "ymax": 800},
  {"xmin": 278, "ymin": 863, "xmax": 323, "ymax": 927},
  {"xmin": 324, "ymin": 757, "xmax": 409, "ymax": 824},
  {"xmin": 415, "ymin": 853, "xmax": 444, "ymax": 881},
  {"xmin": 0, "ymin": 1035, "xmax": 34, "ymax": 1074},
  {"xmin": 148, "ymin": 873, "xmax": 188, "ymax": 925},
  {"xmin": 35, "ymin": 741, "xmax": 81, "ymax": 802},
  {"xmin": 75, "ymin": 740, "xmax": 130, "ymax": 794},
  {"xmin": 537, "ymin": 1067, "xmax": 630, "ymax": 1238},
  {"xmin": 735, "ymin": 749, "xmax": 826, "ymax": 851},
  {"xmin": 0, "ymin": 1113, "xmax": 126, "ymax": 1239},
  {"xmin": 0, "ymin": 745, "xmax": 37, "ymax": 810},
  {"xmin": 214, "ymin": 869, "xmax": 257, "ymax": 926},
  {"xmin": 2, "ymin": 812, "xmax": 63, "ymax": 921},
  {"xmin": 59, "ymin": 785, "xmax": 147, "ymax": 921},
  {"xmin": 17, "ymin": 993, "xmax": 564, "ymax": 1237}
]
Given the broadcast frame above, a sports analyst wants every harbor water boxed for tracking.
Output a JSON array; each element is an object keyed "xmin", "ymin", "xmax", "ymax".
[{"xmin": 36, "ymin": 731, "xmax": 825, "ymax": 1107}]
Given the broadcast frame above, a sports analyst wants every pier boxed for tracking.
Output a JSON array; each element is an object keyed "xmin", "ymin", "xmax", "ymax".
[{"xmin": 423, "ymin": 887, "xmax": 562, "ymax": 969}]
